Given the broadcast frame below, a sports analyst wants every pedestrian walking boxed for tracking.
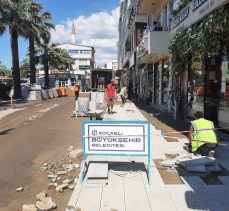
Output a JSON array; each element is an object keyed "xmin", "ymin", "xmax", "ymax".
[
  {"xmin": 120, "ymin": 85, "xmax": 128, "ymax": 107},
  {"xmin": 106, "ymin": 79, "xmax": 117, "ymax": 114}
]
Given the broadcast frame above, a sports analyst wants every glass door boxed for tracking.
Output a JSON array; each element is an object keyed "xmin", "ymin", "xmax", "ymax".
[{"xmin": 204, "ymin": 55, "xmax": 221, "ymax": 125}]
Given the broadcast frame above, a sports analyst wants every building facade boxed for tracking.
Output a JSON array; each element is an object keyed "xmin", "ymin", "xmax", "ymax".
[
  {"xmin": 107, "ymin": 60, "xmax": 118, "ymax": 72},
  {"xmin": 118, "ymin": 0, "xmax": 171, "ymax": 103},
  {"xmin": 55, "ymin": 22, "xmax": 95, "ymax": 90},
  {"xmin": 170, "ymin": 0, "xmax": 229, "ymax": 129}
]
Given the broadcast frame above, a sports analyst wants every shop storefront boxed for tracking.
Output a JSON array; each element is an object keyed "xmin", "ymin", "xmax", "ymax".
[{"xmin": 170, "ymin": 0, "xmax": 229, "ymax": 128}]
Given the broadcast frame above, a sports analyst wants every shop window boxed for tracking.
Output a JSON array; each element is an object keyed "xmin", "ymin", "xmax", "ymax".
[
  {"xmin": 188, "ymin": 54, "xmax": 205, "ymax": 117},
  {"xmin": 218, "ymin": 52, "xmax": 229, "ymax": 130}
]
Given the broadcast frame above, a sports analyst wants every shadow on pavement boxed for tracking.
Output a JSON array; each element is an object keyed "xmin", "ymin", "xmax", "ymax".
[{"xmin": 0, "ymin": 128, "xmax": 14, "ymax": 135}]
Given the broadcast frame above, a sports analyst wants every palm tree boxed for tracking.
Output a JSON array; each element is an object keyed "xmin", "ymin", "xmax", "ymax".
[
  {"xmin": 21, "ymin": 2, "xmax": 43, "ymax": 84},
  {"xmin": 35, "ymin": 43, "xmax": 75, "ymax": 87},
  {"xmin": 0, "ymin": 0, "xmax": 36, "ymax": 98},
  {"xmin": 22, "ymin": 4, "xmax": 54, "ymax": 84}
]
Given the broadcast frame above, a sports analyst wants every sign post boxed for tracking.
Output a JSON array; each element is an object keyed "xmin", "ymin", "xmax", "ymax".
[{"xmin": 81, "ymin": 120, "xmax": 151, "ymax": 184}]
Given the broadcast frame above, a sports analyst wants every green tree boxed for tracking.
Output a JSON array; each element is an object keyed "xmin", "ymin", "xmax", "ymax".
[
  {"xmin": 20, "ymin": 58, "xmax": 30, "ymax": 77},
  {"xmin": 35, "ymin": 43, "xmax": 75, "ymax": 87},
  {"xmin": 0, "ymin": 61, "xmax": 12, "ymax": 76},
  {"xmin": 23, "ymin": 4, "xmax": 54, "ymax": 84},
  {"xmin": 0, "ymin": 0, "xmax": 32, "ymax": 97}
]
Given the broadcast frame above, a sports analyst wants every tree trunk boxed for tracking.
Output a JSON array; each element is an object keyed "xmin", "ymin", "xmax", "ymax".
[
  {"xmin": 10, "ymin": 26, "xmax": 22, "ymax": 98},
  {"xmin": 44, "ymin": 59, "xmax": 49, "ymax": 87},
  {"xmin": 29, "ymin": 37, "xmax": 36, "ymax": 84}
]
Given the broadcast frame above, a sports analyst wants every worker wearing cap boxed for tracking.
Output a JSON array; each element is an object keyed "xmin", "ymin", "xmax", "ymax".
[
  {"xmin": 106, "ymin": 79, "xmax": 117, "ymax": 114},
  {"xmin": 188, "ymin": 111, "xmax": 218, "ymax": 156}
]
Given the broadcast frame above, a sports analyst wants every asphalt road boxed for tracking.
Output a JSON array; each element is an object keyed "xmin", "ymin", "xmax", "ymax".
[{"xmin": 0, "ymin": 97, "xmax": 84, "ymax": 211}]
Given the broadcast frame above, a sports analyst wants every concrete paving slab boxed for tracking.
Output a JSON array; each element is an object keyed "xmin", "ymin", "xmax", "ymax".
[
  {"xmin": 158, "ymin": 142, "xmax": 187, "ymax": 154},
  {"xmin": 206, "ymin": 163, "xmax": 222, "ymax": 172},
  {"xmin": 141, "ymin": 164, "xmax": 177, "ymax": 211},
  {"xmin": 181, "ymin": 176, "xmax": 206, "ymax": 189},
  {"xmin": 100, "ymin": 172, "xmax": 125, "ymax": 211},
  {"xmin": 166, "ymin": 185, "xmax": 206, "ymax": 210},
  {"xmin": 124, "ymin": 174, "xmax": 151, "ymax": 211},
  {"xmin": 76, "ymin": 185, "xmax": 103, "ymax": 211},
  {"xmin": 218, "ymin": 176, "xmax": 229, "ymax": 185},
  {"xmin": 151, "ymin": 142, "xmax": 166, "ymax": 159},
  {"xmin": 178, "ymin": 156, "xmax": 216, "ymax": 168},
  {"xmin": 66, "ymin": 180, "xmax": 83, "ymax": 210},
  {"xmin": 182, "ymin": 176, "xmax": 229, "ymax": 211},
  {"xmin": 186, "ymin": 165, "xmax": 206, "ymax": 173},
  {"xmin": 87, "ymin": 162, "xmax": 108, "ymax": 179}
]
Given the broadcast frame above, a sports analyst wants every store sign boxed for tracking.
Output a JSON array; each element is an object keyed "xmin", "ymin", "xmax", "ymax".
[
  {"xmin": 79, "ymin": 65, "xmax": 90, "ymax": 70},
  {"xmin": 193, "ymin": 0, "xmax": 208, "ymax": 11},
  {"xmin": 172, "ymin": 6, "xmax": 190, "ymax": 29},
  {"xmin": 171, "ymin": 0, "xmax": 227, "ymax": 34},
  {"xmin": 83, "ymin": 121, "xmax": 149, "ymax": 155},
  {"xmin": 68, "ymin": 49, "xmax": 91, "ymax": 55}
]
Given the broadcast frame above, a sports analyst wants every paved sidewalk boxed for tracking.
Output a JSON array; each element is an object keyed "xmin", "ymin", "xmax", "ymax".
[
  {"xmin": 66, "ymin": 102, "xmax": 229, "ymax": 211},
  {"xmin": 0, "ymin": 99, "xmax": 37, "ymax": 119}
]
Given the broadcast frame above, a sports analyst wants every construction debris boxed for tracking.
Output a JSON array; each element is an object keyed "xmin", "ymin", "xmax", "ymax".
[
  {"xmin": 68, "ymin": 146, "xmax": 74, "ymax": 151},
  {"xmin": 69, "ymin": 149, "xmax": 83, "ymax": 159},
  {"xmin": 56, "ymin": 171, "xmax": 67, "ymax": 175},
  {"xmin": 22, "ymin": 192, "xmax": 56, "ymax": 211},
  {"xmin": 48, "ymin": 183, "xmax": 58, "ymax": 188},
  {"xmin": 47, "ymin": 175, "xmax": 58, "ymax": 179},
  {"xmin": 56, "ymin": 184, "xmax": 68, "ymax": 192},
  {"xmin": 22, "ymin": 204, "xmax": 37, "ymax": 211},
  {"xmin": 36, "ymin": 191, "xmax": 47, "ymax": 200},
  {"xmin": 68, "ymin": 184, "xmax": 75, "ymax": 190},
  {"xmin": 63, "ymin": 179, "xmax": 72, "ymax": 184},
  {"xmin": 35, "ymin": 196, "xmax": 57, "ymax": 210},
  {"xmin": 16, "ymin": 187, "xmax": 24, "ymax": 192},
  {"xmin": 160, "ymin": 159, "xmax": 176, "ymax": 168}
]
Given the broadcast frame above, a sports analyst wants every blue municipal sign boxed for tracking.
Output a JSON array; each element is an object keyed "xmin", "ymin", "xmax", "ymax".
[{"xmin": 81, "ymin": 120, "xmax": 151, "ymax": 184}]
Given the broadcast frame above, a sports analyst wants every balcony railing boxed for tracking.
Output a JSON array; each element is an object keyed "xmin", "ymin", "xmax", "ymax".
[
  {"xmin": 136, "ymin": 25, "xmax": 170, "ymax": 62},
  {"xmin": 128, "ymin": 5, "xmax": 138, "ymax": 25},
  {"xmin": 137, "ymin": 36, "xmax": 148, "ymax": 58}
]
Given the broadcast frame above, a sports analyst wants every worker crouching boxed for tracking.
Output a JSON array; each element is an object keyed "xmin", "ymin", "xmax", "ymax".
[{"xmin": 188, "ymin": 111, "xmax": 218, "ymax": 156}]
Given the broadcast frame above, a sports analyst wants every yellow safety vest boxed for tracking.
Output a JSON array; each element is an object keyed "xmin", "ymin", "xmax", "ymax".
[
  {"xmin": 191, "ymin": 118, "xmax": 218, "ymax": 152},
  {"xmin": 120, "ymin": 87, "xmax": 126, "ymax": 95}
]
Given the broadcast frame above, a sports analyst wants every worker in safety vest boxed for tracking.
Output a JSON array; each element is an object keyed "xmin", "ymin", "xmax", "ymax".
[
  {"xmin": 120, "ymin": 86, "xmax": 128, "ymax": 107},
  {"xmin": 188, "ymin": 111, "xmax": 218, "ymax": 156},
  {"xmin": 106, "ymin": 79, "xmax": 117, "ymax": 114}
]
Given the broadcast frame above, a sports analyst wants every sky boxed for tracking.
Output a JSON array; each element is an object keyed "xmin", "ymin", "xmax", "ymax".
[{"xmin": 0, "ymin": 0, "xmax": 121, "ymax": 68}]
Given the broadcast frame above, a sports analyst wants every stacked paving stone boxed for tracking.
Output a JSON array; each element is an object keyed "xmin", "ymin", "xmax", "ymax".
[{"xmin": 161, "ymin": 153, "xmax": 222, "ymax": 173}]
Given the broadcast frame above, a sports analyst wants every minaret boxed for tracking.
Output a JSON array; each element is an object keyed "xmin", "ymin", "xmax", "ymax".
[{"xmin": 71, "ymin": 21, "xmax": 76, "ymax": 44}]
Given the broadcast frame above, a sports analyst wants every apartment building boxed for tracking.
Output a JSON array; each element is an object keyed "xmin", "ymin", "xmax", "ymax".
[
  {"xmin": 118, "ymin": 0, "xmax": 171, "ymax": 103},
  {"xmin": 55, "ymin": 22, "xmax": 95, "ymax": 89}
]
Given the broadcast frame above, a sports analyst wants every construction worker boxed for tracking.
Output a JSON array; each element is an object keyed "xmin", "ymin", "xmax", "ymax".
[
  {"xmin": 106, "ymin": 79, "xmax": 117, "ymax": 114},
  {"xmin": 120, "ymin": 85, "xmax": 128, "ymax": 107},
  {"xmin": 188, "ymin": 111, "xmax": 218, "ymax": 156},
  {"xmin": 73, "ymin": 83, "xmax": 80, "ymax": 115},
  {"xmin": 73, "ymin": 83, "xmax": 80, "ymax": 100}
]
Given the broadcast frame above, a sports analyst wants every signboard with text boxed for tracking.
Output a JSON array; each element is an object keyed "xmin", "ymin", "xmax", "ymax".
[
  {"xmin": 82, "ymin": 120, "xmax": 151, "ymax": 184},
  {"xmin": 84, "ymin": 121, "xmax": 149, "ymax": 155},
  {"xmin": 171, "ymin": 0, "xmax": 227, "ymax": 34}
]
